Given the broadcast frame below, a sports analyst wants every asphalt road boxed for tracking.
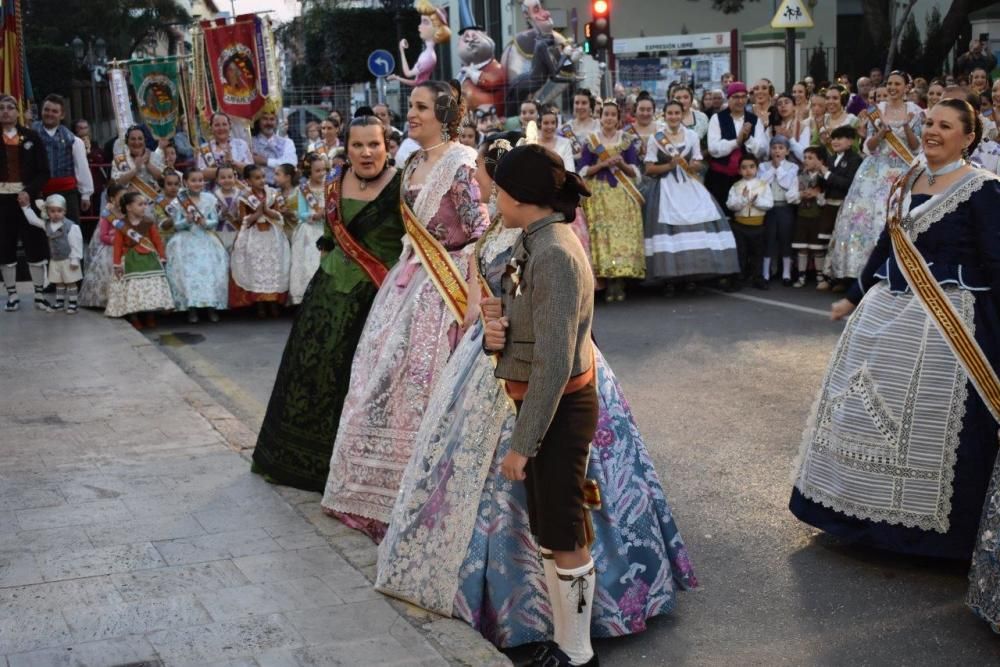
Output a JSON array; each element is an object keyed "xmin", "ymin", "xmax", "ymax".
[{"xmin": 144, "ymin": 284, "xmax": 1000, "ymax": 666}]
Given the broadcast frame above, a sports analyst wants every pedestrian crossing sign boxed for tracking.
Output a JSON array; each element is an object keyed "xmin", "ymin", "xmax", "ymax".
[{"xmin": 771, "ymin": 0, "xmax": 814, "ymax": 29}]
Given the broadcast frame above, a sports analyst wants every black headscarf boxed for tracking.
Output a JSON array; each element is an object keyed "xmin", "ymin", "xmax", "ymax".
[{"xmin": 492, "ymin": 144, "xmax": 590, "ymax": 219}]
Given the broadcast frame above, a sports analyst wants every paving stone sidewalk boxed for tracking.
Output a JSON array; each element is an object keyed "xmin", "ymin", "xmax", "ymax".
[{"xmin": 0, "ymin": 286, "xmax": 509, "ymax": 667}]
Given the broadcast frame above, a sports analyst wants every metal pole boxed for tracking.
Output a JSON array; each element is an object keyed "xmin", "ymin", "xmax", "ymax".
[{"xmin": 784, "ymin": 28, "xmax": 795, "ymax": 93}]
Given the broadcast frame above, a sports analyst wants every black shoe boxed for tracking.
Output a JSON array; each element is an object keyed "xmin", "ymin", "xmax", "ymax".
[
  {"xmin": 782, "ymin": 278, "xmax": 792, "ymax": 287},
  {"xmin": 753, "ymin": 277, "xmax": 769, "ymax": 290},
  {"xmin": 532, "ymin": 643, "xmax": 599, "ymax": 667}
]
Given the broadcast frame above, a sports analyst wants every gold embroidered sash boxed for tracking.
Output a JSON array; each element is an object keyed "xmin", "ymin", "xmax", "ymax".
[
  {"xmin": 867, "ymin": 105, "xmax": 918, "ymax": 167},
  {"xmin": 587, "ymin": 133, "xmax": 645, "ymax": 206},
  {"xmin": 400, "ymin": 198, "xmax": 470, "ymax": 325},
  {"xmin": 886, "ymin": 167, "xmax": 1000, "ymax": 422},
  {"xmin": 653, "ymin": 131, "xmax": 695, "ymax": 177}
]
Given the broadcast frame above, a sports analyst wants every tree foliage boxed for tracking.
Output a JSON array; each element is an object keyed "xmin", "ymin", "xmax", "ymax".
[
  {"xmin": 709, "ymin": 0, "xmax": 760, "ymax": 13},
  {"xmin": 282, "ymin": 5, "xmax": 420, "ymax": 86},
  {"xmin": 895, "ymin": 14, "xmax": 923, "ymax": 74}
]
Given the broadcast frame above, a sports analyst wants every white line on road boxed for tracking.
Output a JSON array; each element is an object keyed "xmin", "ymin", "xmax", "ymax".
[{"xmin": 708, "ymin": 289, "xmax": 833, "ymax": 318}]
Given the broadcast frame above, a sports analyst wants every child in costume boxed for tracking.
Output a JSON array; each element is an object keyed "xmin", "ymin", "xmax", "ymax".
[
  {"xmin": 165, "ymin": 167, "xmax": 229, "ymax": 323},
  {"xmin": 229, "ymin": 164, "xmax": 290, "ymax": 317},
  {"xmin": 483, "ymin": 144, "xmax": 599, "ymax": 667},
  {"xmin": 273, "ymin": 162, "xmax": 299, "ymax": 240},
  {"xmin": 79, "ymin": 183, "xmax": 127, "ymax": 308},
  {"xmin": 153, "ymin": 169, "xmax": 182, "ymax": 245},
  {"xmin": 817, "ymin": 125, "xmax": 863, "ymax": 291},
  {"xmin": 791, "ymin": 146, "xmax": 828, "ymax": 288},
  {"xmin": 104, "ymin": 191, "xmax": 174, "ymax": 329},
  {"xmin": 757, "ymin": 135, "xmax": 800, "ymax": 286},
  {"xmin": 213, "ymin": 164, "xmax": 241, "ymax": 251},
  {"xmin": 726, "ymin": 154, "xmax": 774, "ymax": 290},
  {"xmin": 18, "ymin": 193, "xmax": 83, "ymax": 314},
  {"xmin": 288, "ymin": 154, "xmax": 327, "ymax": 304}
]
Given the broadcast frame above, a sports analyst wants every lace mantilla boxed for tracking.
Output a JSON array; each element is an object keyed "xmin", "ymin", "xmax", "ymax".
[
  {"xmin": 903, "ymin": 170, "xmax": 1000, "ymax": 240},
  {"xmin": 406, "ymin": 143, "xmax": 478, "ymax": 223}
]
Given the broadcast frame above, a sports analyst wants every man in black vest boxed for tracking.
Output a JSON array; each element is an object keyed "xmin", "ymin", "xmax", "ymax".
[
  {"xmin": 0, "ymin": 95, "xmax": 51, "ymax": 312},
  {"xmin": 705, "ymin": 81, "xmax": 767, "ymax": 217},
  {"xmin": 33, "ymin": 93, "xmax": 93, "ymax": 226}
]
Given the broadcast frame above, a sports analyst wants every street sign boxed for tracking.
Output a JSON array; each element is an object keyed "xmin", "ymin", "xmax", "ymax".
[
  {"xmin": 367, "ymin": 49, "xmax": 396, "ymax": 78},
  {"xmin": 771, "ymin": 0, "xmax": 814, "ymax": 29}
]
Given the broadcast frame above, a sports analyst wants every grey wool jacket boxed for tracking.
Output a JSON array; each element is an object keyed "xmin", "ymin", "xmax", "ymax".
[{"xmin": 493, "ymin": 213, "xmax": 595, "ymax": 458}]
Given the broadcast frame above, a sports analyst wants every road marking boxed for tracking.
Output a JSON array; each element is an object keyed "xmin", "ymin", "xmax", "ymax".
[
  {"xmin": 708, "ymin": 289, "xmax": 832, "ymax": 318},
  {"xmin": 158, "ymin": 332, "xmax": 268, "ymax": 424}
]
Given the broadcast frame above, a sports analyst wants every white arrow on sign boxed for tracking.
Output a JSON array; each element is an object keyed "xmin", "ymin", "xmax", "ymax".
[{"xmin": 376, "ymin": 57, "xmax": 390, "ymax": 74}]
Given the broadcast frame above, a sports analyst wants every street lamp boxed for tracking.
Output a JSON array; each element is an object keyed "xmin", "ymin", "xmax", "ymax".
[{"xmin": 72, "ymin": 36, "xmax": 107, "ymax": 125}]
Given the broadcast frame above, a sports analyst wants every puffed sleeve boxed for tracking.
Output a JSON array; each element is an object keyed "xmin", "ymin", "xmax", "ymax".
[
  {"xmin": 577, "ymin": 141, "xmax": 599, "ymax": 176},
  {"xmin": 448, "ymin": 164, "xmax": 489, "ymax": 240},
  {"xmin": 971, "ymin": 178, "xmax": 1000, "ymax": 293}
]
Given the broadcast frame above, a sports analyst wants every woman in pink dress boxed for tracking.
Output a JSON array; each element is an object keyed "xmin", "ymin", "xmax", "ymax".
[
  {"xmin": 389, "ymin": 0, "xmax": 451, "ymax": 87},
  {"xmin": 321, "ymin": 81, "xmax": 489, "ymax": 539}
]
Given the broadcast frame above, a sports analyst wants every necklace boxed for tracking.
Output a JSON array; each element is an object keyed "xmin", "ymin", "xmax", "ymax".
[
  {"xmin": 352, "ymin": 164, "xmax": 388, "ymax": 191},
  {"xmin": 420, "ymin": 140, "xmax": 449, "ymax": 155},
  {"xmin": 926, "ymin": 158, "xmax": 966, "ymax": 185}
]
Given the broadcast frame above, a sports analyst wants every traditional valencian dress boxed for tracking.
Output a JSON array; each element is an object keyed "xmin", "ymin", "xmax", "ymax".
[
  {"xmin": 321, "ymin": 143, "xmax": 489, "ymax": 536},
  {"xmin": 164, "ymin": 190, "xmax": 229, "ymax": 312},
  {"xmin": 792, "ymin": 169, "xmax": 1000, "ymax": 560},
  {"xmin": 376, "ymin": 220, "xmax": 697, "ymax": 647},
  {"xmin": 288, "ymin": 182, "xmax": 326, "ymax": 305},
  {"xmin": 79, "ymin": 214, "xmax": 116, "ymax": 308},
  {"xmin": 826, "ymin": 102, "xmax": 923, "ymax": 280},
  {"xmin": 104, "ymin": 217, "xmax": 174, "ymax": 318},
  {"xmin": 229, "ymin": 186, "xmax": 291, "ymax": 308},
  {"xmin": 642, "ymin": 127, "xmax": 739, "ymax": 280},
  {"xmin": 578, "ymin": 131, "xmax": 646, "ymax": 279},
  {"xmin": 213, "ymin": 188, "xmax": 241, "ymax": 251},
  {"xmin": 253, "ymin": 170, "xmax": 405, "ymax": 492}
]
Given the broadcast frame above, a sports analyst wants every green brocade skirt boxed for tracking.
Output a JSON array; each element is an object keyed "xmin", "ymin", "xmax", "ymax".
[{"xmin": 252, "ymin": 268, "xmax": 378, "ymax": 492}]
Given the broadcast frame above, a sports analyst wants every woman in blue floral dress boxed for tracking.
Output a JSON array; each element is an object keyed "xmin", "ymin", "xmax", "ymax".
[{"xmin": 375, "ymin": 140, "xmax": 696, "ymax": 649}]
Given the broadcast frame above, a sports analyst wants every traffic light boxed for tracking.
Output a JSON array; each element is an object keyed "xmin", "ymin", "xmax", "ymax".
[
  {"xmin": 583, "ymin": 22, "xmax": 592, "ymax": 54},
  {"xmin": 590, "ymin": 0, "xmax": 611, "ymax": 54}
]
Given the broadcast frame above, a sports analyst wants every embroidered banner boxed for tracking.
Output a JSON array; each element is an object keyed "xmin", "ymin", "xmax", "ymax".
[
  {"xmin": 324, "ymin": 165, "xmax": 390, "ymax": 287},
  {"xmin": 587, "ymin": 134, "xmax": 645, "ymax": 206},
  {"xmin": 129, "ymin": 58, "xmax": 181, "ymax": 140},
  {"xmin": 400, "ymin": 199, "xmax": 469, "ymax": 325},
  {"xmin": 108, "ymin": 66, "xmax": 135, "ymax": 141},
  {"xmin": 887, "ymin": 168, "xmax": 1000, "ymax": 423},
  {"xmin": 201, "ymin": 16, "xmax": 265, "ymax": 120}
]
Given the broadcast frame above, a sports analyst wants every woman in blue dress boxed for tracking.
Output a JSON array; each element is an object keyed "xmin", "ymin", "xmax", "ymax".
[
  {"xmin": 164, "ymin": 167, "xmax": 229, "ymax": 323},
  {"xmin": 376, "ymin": 137, "xmax": 697, "ymax": 649},
  {"xmin": 791, "ymin": 99, "xmax": 1000, "ymax": 562}
]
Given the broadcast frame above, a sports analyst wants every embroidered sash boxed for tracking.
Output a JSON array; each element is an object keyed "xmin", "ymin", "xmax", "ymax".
[
  {"xmin": 587, "ymin": 134, "xmax": 645, "ymax": 206},
  {"xmin": 325, "ymin": 166, "xmax": 391, "ymax": 287},
  {"xmin": 886, "ymin": 167, "xmax": 1000, "ymax": 423},
  {"xmin": 300, "ymin": 182, "xmax": 321, "ymax": 213},
  {"xmin": 560, "ymin": 123, "xmax": 580, "ymax": 151},
  {"xmin": 175, "ymin": 191, "xmax": 205, "ymax": 225},
  {"xmin": 112, "ymin": 218, "xmax": 158, "ymax": 254},
  {"xmin": 198, "ymin": 143, "xmax": 217, "ymax": 168},
  {"xmin": 867, "ymin": 105, "xmax": 918, "ymax": 167},
  {"xmin": 235, "ymin": 181, "xmax": 261, "ymax": 210},
  {"xmin": 653, "ymin": 130, "xmax": 695, "ymax": 177},
  {"xmin": 400, "ymin": 198, "xmax": 469, "ymax": 324}
]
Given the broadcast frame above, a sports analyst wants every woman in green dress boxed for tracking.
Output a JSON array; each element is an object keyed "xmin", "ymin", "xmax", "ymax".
[{"xmin": 252, "ymin": 117, "xmax": 405, "ymax": 491}]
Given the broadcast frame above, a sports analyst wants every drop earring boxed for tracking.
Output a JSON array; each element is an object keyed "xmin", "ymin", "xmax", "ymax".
[{"xmin": 441, "ymin": 126, "xmax": 450, "ymax": 143}]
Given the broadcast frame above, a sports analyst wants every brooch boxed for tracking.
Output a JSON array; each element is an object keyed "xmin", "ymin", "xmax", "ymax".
[
  {"xmin": 505, "ymin": 257, "xmax": 524, "ymax": 297},
  {"xmin": 22, "ymin": 140, "xmax": 31, "ymax": 150}
]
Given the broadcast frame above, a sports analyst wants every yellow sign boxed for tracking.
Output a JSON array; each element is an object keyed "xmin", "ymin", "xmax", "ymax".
[{"xmin": 771, "ymin": 0, "xmax": 814, "ymax": 29}]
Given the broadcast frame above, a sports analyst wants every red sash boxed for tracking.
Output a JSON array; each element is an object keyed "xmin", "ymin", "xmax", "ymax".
[{"xmin": 325, "ymin": 166, "xmax": 391, "ymax": 287}]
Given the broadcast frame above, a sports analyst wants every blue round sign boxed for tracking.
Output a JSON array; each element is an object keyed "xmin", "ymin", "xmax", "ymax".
[{"xmin": 367, "ymin": 49, "xmax": 396, "ymax": 78}]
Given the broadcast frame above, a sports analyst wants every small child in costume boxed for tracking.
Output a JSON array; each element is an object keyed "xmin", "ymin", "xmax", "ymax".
[
  {"xmin": 18, "ymin": 193, "xmax": 83, "ymax": 314},
  {"xmin": 818, "ymin": 125, "xmax": 863, "ymax": 291},
  {"xmin": 726, "ymin": 154, "xmax": 774, "ymax": 290},
  {"xmin": 229, "ymin": 164, "xmax": 290, "ymax": 318},
  {"xmin": 791, "ymin": 146, "xmax": 828, "ymax": 288},
  {"xmin": 289, "ymin": 154, "xmax": 328, "ymax": 304},
  {"xmin": 153, "ymin": 169, "xmax": 182, "ymax": 244},
  {"xmin": 104, "ymin": 191, "xmax": 174, "ymax": 329},
  {"xmin": 79, "ymin": 183, "xmax": 128, "ymax": 308},
  {"xmin": 213, "ymin": 164, "xmax": 242, "ymax": 251},
  {"xmin": 165, "ymin": 167, "xmax": 229, "ymax": 323},
  {"xmin": 757, "ymin": 135, "xmax": 800, "ymax": 286},
  {"xmin": 273, "ymin": 163, "xmax": 299, "ymax": 240}
]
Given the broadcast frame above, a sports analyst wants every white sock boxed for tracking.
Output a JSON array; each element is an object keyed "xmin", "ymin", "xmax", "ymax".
[
  {"xmin": 762, "ymin": 257, "xmax": 771, "ymax": 280},
  {"xmin": 67, "ymin": 285, "xmax": 78, "ymax": 311},
  {"xmin": 28, "ymin": 262, "xmax": 47, "ymax": 293},
  {"xmin": 555, "ymin": 560, "xmax": 596, "ymax": 665},
  {"xmin": 797, "ymin": 252, "xmax": 809, "ymax": 273},
  {"xmin": 1, "ymin": 263, "xmax": 15, "ymax": 296},
  {"xmin": 540, "ymin": 549, "xmax": 564, "ymax": 648},
  {"xmin": 782, "ymin": 257, "xmax": 793, "ymax": 280},
  {"xmin": 55, "ymin": 286, "xmax": 66, "ymax": 306}
]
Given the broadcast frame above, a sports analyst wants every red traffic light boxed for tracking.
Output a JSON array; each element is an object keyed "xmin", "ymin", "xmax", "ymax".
[{"xmin": 592, "ymin": 0, "xmax": 609, "ymax": 17}]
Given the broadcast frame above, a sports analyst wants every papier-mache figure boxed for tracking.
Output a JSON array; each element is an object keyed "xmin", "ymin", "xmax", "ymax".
[
  {"xmin": 501, "ymin": 0, "xmax": 581, "ymax": 112},
  {"xmin": 456, "ymin": 0, "xmax": 507, "ymax": 116},
  {"xmin": 390, "ymin": 0, "xmax": 451, "ymax": 88}
]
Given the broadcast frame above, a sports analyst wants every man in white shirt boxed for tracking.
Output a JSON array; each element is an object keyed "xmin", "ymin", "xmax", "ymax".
[
  {"xmin": 705, "ymin": 81, "xmax": 767, "ymax": 216},
  {"xmin": 32, "ymin": 93, "xmax": 94, "ymax": 225},
  {"xmin": 252, "ymin": 108, "xmax": 298, "ymax": 185}
]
